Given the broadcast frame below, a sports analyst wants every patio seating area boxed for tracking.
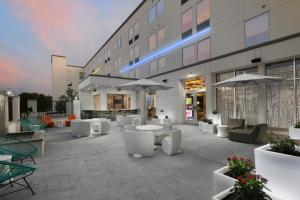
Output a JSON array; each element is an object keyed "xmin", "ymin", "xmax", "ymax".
[{"xmin": 0, "ymin": 124, "xmax": 258, "ymax": 200}]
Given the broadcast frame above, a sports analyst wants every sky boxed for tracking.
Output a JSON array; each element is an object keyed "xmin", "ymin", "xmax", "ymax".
[{"xmin": 0, "ymin": 0, "xmax": 142, "ymax": 95}]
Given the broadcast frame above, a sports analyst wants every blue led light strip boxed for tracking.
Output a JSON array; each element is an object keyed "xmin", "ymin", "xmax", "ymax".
[{"xmin": 120, "ymin": 27, "xmax": 211, "ymax": 73}]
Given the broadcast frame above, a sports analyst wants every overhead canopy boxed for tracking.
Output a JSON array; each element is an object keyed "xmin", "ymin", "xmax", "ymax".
[
  {"xmin": 212, "ymin": 73, "xmax": 284, "ymax": 87},
  {"xmin": 117, "ymin": 79, "xmax": 172, "ymax": 91}
]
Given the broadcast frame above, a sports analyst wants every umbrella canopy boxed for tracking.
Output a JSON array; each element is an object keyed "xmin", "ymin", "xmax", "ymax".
[
  {"xmin": 213, "ymin": 73, "xmax": 284, "ymax": 88},
  {"xmin": 117, "ymin": 79, "xmax": 172, "ymax": 91},
  {"xmin": 117, "ymin": 79, "xmax": 172, "ymax": 125}
]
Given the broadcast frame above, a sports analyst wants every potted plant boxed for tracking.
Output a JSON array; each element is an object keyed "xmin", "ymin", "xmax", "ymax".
[
  {"xmin": 255, "ymin": 135, "xmax": 300, "ymax": 200},
  {"xmin": 199, "ymin": 117, "xmax": 209, "ymax": 131},
  {"xmin": 203, "ymin": 119, "xmax": 217, "ymax": 133},
  {"xmin": 213, "ymin": 156, "xmax": 254, "ymax": 195},
  {"xmin": 289, "ymin": 122, "xmax": 300, "ymax": 140},
  {"xmin": 212, "ymin": 174, "xmax": 274, "ymax": 200}
]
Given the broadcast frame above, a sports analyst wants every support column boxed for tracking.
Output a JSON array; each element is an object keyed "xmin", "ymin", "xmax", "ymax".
[
  {"xmin": 258, "ymin": 63, "xmax": 267, "ymax": 123},
  {"xmin": 12, "ymin": 96, "xmax": 20, "ymax": 122},
  {"xmin": 205, "ymin": 73, "xmax": 214, "ymax": 115}
]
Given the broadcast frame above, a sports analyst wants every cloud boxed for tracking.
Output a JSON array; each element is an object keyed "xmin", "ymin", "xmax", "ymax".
[
  {"xmin": 6, "ymin": 0, "xmax": 97, "ymax": 53},
  {"xmin": 0, "ymin": 57, "xmax": 25, "ymax": 85}
]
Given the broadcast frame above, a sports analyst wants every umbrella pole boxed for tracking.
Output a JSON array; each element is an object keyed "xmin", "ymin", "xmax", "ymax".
[
  {"xmin": 244, "ymin": 86, "xmax": 246, "ymax": 125},
  {"xmin": 140, "ymin": 90, "xmax": 147, "ymax": 125}
]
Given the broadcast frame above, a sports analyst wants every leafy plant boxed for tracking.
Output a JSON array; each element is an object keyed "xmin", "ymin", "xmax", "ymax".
[
  {"xmin": 203, "ymin": 118, "xmax": 209, "ymax": 123},
  {"xmin": 227, "ymin": 156, "xmax": 254, "ymax": 178},
  {"xmin": 212, "ymin": 110, "xmax": 218, "ymax": 114},
  {"xmin": 229, "ymin": 174, "xmax": 271, "ymax": 200},
  {"xmin": 265, "ymin": 134, "xmax": 300, "ymax": 156},
  {"xmin": 295, "ymin": 122, "xmax": 300, "ymax": 128},
  {"xmin": 208, "ymin": 119, "xmax": 213, "ymax": 124}
]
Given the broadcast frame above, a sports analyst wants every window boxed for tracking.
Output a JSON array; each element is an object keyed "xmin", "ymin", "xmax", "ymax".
[
  {"xmin": 129, "ymin": 27, "xmax": 134, "ymax": 45},
  {"xmin": 150, "ymin": 60, "xmax": 158, "ymax": 75},
  {"xmin": 129, "ymin": 48, "xmax": 134, "ymax": 65},
  {"xmin": 198, "ymin": 38, "xmax": 210, "ymax": 61},
  {"xmin": 157, "ymin": 27, "xmax": 165, "ymax": 46},
  {"xmin": 134, "ymin": 45, "xmax": 140, "ymax": 63},
  {"xmin": 183, "ymin": 44, "xmax": 196, "ymax": 66},
  {"xmin": 181, "ymin": 8, "xmax": 193, "ymax": 39},
  {"xmin": 245, "ymin": 13, "xmax": 269, "ymax": 47},
  {"xmin": 181, "ymin": 0, "xmax": 189, "ymax": 5},
  {"xmin": 157, "ymin": 0, "xmax": 164, "ymax": 17},
  {"xmin": 149, "ymin": 33, "xmax": 157, "ymax": 51},
  {"xmin": 134, "ymin": 22, "xmax": 139, "ymax": 41},
  {"xmin": 149, "ymin": 5, "xmax": 156, "ymax": 23},
  {"xmin": 197, "ymin": 0, "xmax": 210, "ymax": 32},
  {"xmin": 79, "ymin": 72, "xmax": 84, "ymax": 80},
  {"xmin": 158, "ymin": 57, "xmax": 166, "ymax": 72}
]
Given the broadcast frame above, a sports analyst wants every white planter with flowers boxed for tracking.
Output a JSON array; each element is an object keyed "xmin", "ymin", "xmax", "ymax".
[
  {"xmin": 255, "ymin": 144, "xmax": 300, "ymax": 200},
  {"xmin": 213, "ymin": 166, "xmax": 236, "ymax": 195},
  {"xmin": 289, "ymin": 127, "xmax": 300, "ymax": 140}
]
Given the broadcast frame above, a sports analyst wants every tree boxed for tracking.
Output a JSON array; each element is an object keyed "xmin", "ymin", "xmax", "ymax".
[{"xmin": 59, "ymin": 84, "xmax": 77, "ymax": 102}]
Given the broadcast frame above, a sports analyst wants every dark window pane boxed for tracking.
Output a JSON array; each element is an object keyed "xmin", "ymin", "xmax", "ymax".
[
  {"xmin": 182, "ymin": 29, "xmax": 192, "ymax": 39},
  {"xmin": 197, "ymin": 19, "xmax": 210, "ymax": 32}
]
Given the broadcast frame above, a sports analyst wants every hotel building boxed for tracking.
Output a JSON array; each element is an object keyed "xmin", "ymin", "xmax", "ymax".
[{"xmin": 53, "ymin": 0, "xmax": 300, "ymax": 128}]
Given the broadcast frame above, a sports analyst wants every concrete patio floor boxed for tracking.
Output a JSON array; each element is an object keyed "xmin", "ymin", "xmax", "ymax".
[{"xmin": 2, "ymin": 124, "xmax": 259, "ymax": 200}]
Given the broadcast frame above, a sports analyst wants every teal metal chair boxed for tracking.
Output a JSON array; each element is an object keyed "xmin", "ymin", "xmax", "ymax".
[
  {"xmin": 18, "ymin": 118, "xmax": 45, "ymax": 132},
  {"xmin": 0, "ymin": 135, "xmax": 38, "ymax": 164},
  {"xmin": 0, "ymin": 160, "xmax": 36, "ymax": 196}
]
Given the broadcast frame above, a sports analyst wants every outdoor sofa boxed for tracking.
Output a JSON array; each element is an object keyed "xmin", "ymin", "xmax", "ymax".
[{"xmin": 228, "ymin": 123, "xmax": 267, "ymax": 144}]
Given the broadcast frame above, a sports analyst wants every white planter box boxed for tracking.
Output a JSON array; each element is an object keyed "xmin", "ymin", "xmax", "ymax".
[
  {"xmin": 203, "ymin": 123, "xmax": 217, "ymax": 133},
  {"xmin": 213, "ymin": 166, "xmax": 236, "ymax": 195},
  {"xmin": 255, "ymin": 144, "xmax": 300, "ymax": 200},
  {"xmin": 212, "ymin": 187, "xmax": 281, "ymax": 200},
  {"xmin": 208, "ymin": 114, "xmax": 222, "ymax": 126},
  {"xmin": 289, "ymin": 127, "xmax": 300, "ymax": 140},
  {"xmin": 198, "ymin": 121, "xmax": 207, "ymax": 130}
]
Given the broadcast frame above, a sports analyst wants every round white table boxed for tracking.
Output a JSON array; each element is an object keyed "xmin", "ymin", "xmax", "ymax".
[
  {"xmin": 136, "ymin": 125, "xmax": 163, "ymax": 131},
  {"xmin": 217, "ymin": 125, "xmax": 228, "ymax": 138}
]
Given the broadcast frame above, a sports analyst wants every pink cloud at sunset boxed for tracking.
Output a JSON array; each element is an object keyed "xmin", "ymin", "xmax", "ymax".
[
  {"xmin": 6, "ymin": 0, "xmax": 98, "ymax": 53},
  {"xmin": 0, "ymin": 57, "xmax": 25, "ymax": 84}
]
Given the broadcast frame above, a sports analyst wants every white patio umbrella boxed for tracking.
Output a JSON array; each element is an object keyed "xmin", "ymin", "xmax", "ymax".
[
  {"xmin": 212, "ymin": 73, "xmax": 284, "ymax": 123},
  {"xmin": 117, "ymin": 79, "xmax": 172, "ymax": 124}
]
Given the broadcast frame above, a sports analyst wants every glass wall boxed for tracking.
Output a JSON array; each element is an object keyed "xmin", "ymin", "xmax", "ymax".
[
  {"xmin": 266, "ymin": 60, "xmax": 294, "ymax": 128},
  {"xmin": 235, "ymin": 67, "xmax": 258, "ymax": 125},
  {"xmin": 216, "ymin": 71, "xmax": 234, "ymax": 124}
]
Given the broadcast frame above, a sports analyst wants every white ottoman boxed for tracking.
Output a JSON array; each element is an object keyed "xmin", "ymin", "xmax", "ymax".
[{"xmin": 217, "ymin": 125, "xmax": 228, "ymax": 138}]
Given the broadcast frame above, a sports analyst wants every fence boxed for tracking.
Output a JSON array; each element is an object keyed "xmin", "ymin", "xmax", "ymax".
[{"xmin": 20, "ymin": 100, "xmax": 73, "ymax": 119}]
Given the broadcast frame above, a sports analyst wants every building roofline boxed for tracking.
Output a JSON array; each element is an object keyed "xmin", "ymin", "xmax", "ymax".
[
  {"xmin": 67, "ymin": 65, "xmax": 84, "ymax": 69},
  {"xmin": 79, "ymin": 74, "xmax": 138, "ymax": 85},
  {"xmin": 51, "ymin": 54, "xmax": 66, "ymax": 64},
  {"xmin": 83, "ymin": 0, "xmax": 147, "ymax": 68}
]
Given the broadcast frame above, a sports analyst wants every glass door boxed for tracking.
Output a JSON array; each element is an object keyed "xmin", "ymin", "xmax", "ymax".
[{"xmin": 185, "ymin": 92, "xmax": 206, "ymax": 124}]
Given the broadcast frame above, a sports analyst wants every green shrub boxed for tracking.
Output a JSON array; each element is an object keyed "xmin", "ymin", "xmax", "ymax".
[
  {"xmin": 226, "ymin": 156, "xmax": 254, "ymax": 178},
  {"xmin": 295, "ymin": 122, "xmax": 300, "ymax": 128},
  {"xmin": 265, "ymin": 134, "xmax": 300, "ymax": 156}
]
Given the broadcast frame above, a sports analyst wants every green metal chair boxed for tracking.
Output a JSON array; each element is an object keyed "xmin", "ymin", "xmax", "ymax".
[
  {"xmin": 0, "ymin": 160, "xmax": 36, "ymax": 196},
  {"xmin": 0, "ymin": 135, "xmax": 38, "ymax": 164},
  {"xmin": 18, "ymin": 118, "xmax": 45, "ymax": 132}
]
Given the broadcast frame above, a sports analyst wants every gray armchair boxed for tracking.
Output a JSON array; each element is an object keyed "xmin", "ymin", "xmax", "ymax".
[
  {"xmin": 228, "ymin": 123, "xmax": 267, "ymax": 144},
  {"xmin": 227, "ymin": 118, "xmax": 245, "ymax": 131}
]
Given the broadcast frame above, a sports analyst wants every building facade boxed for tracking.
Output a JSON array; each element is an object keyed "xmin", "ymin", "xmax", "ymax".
[
  {"xmin": 76, "ymin": 0, "xmax": 300, "ymax": 128},
  {"xmin": 51, "ymin": 55, "xmax": 84, "ymax": 101}
]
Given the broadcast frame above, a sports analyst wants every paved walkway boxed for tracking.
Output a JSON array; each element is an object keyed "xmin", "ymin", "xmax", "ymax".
[{"xmin": 2, "ymin": 124, "xmax": 259, "ymax": 200}]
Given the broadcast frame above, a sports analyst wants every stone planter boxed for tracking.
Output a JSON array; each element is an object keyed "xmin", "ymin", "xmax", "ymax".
[
  {"xmin": 289, "ymin": 127, "xmax": 300, "ymax": 140},
  {"xmin": 255, "ymin": 144, "xmax": 300, "ymax": 200},
  {"xmin": 213, "ymin": 166, "xmax": 236, "ymax": 195},
  {"xmin": 212, "ymin": 187, "xmax": 280, "ymax": 200},
  {"xmin": 198, "ymin": 121, "xmax": 207, "ymax": 131},
  {"xmin": 203, "ymin": 123, "xmax": 217, "ymax": 133},
  {"xmin": 208, "ymin": 114, "xmax": 222, "ymax": 126}
]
